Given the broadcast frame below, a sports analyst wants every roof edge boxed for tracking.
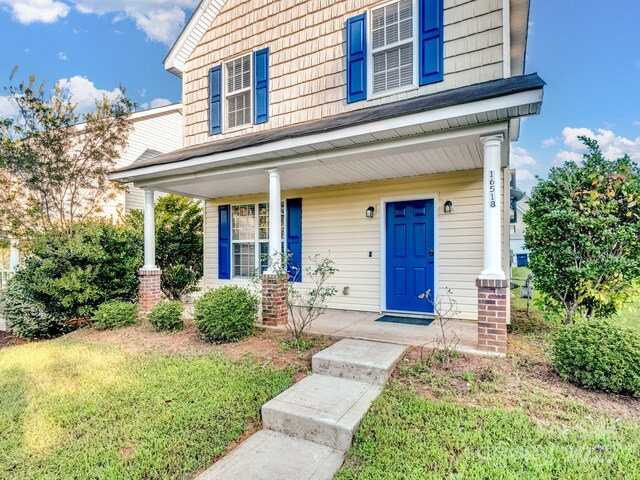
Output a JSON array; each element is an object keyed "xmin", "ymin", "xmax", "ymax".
[
  {"xmin": 112, "ymin": 73, "xmax": 545, "ymax": 177},
  {"xmin": 164, "ymin": 0, "xmax": 228, "ymax": 78}
]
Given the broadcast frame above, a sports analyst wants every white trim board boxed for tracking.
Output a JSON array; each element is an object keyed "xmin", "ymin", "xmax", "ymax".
[{"xmin": 165, "ymin": 0, "xmax": 228, "ymax": 77}]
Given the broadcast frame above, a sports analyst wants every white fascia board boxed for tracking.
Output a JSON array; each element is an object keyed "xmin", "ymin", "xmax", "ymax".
[
  {"xmin": 164, "ymin": 0, "xmax": 227, "ymax": 78},
  {"xmin": 109, "ymin": 88, "xmax": 543, "ymax": 183},
  {"xmin": 134, "ymin": 122, "xmax": 509, "ymax": 189},
  {"xmin": 130, "ymin": 103, "xmax": 182, "ymax": 122}
]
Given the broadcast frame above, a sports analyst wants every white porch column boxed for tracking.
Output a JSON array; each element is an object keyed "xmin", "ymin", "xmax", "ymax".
[
  {"xmin": 480, "ymin": 134, "xmax": 505, "ymax": 280},
  {"xmin": 267, "ymin": 169, "xmax": 282, "ymax": 271},
  {"xmin": 9, "ymin": 240, "xmax": 20, "ymax": 273},
  {"xmin": 143, "ymin": 189, "xmax": 157, "ymax": 270}
]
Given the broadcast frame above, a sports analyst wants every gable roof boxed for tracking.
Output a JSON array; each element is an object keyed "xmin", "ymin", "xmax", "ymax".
[
  {"xmin": 165, "ymin": 0, "xmax": 532, "ymax": 78},
  {"xmin": 164, "ymin": 0, "xmax": 227, "ymax": 77}
]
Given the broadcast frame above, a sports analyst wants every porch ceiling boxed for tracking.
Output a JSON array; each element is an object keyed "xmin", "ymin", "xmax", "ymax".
[{"xmin": 133, "ymin": 129, "xmax": 487, "ymax": 199}]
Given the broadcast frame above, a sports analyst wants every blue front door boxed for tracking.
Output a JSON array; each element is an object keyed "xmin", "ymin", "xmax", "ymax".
[{"xmin": 386, "ymin": 200, "xmax": 435, "ymax": 313}]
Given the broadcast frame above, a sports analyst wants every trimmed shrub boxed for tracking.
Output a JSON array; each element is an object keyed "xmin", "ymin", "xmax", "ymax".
[
  {"xmin": 148, "ymin": 301, "xmax": 184, "ymax": 332},
  {"xmin": 15, "ymin": 220, "xmax": 142, "ymax": 320},
  {"xmin": 194, "ymin": 286, "xmax": 258, "ymax": 342},
  {"xmin": 552, "ymin": 319, "xmax": 640, "ymax": 396},
  {"xmin": 0, "ymin": 279, "xmax": 65, "ymax": 339},
  {"xmin": 92, "ymin": 301, "xmax": 138, "ymax": 330}
]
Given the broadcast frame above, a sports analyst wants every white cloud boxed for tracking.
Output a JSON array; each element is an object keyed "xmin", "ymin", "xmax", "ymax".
[
  {"xmin": 0, "ymin": 0, "xmax": 69, "ymax": 24},
  {"xmin": 149, "ymin": 98, "xmax": 171, "ymax": 108},
  {"xmin": 56, "ymin": 76, "xmax": 121, "ymax": 114},
  {"xmin": 510, "ymin": 146, "xmax": 539, "ymax": 168},
  {"xmin": 554, "ymin": 150, "xmax": 583, "ymax": 165},
  {"xmin": 139, "ymin": 88, "xmax": 147, "ymax": 98},
  {"xmin": 71, "ymin": 0, "xmax": 199, "ymax": 45},
  {"xmin": 541, "ymin": 137, "xmax": 557, "ymax": 148},
  {"xmin": 139, "ymin": 97, "xmax": 173, "ymax": 110},
  {"xmin": 58, "ymin": 51, "xmax": 67, "ymax": 61},
  {"xmin": 0, "ymin": 95, "xmax": 19, "ymax": 118},
  {"xmin": 557, "ymin": 126, "xmax": 640, "ymax": 163},
  {"xmin": 633, "ymin": 120, "xmax": 640, "ymax": 127},
  {"xmin": 512, "ymin": 168, "xmax": 537, "ymax": 194}
]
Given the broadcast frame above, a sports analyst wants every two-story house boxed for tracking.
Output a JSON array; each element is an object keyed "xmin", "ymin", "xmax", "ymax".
[{"xmin": 110, "ymin": 0, "xmax": 544, "ymax": 355}]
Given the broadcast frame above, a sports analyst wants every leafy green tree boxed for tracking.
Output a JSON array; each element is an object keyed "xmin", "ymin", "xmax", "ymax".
[
  {"xmin": 129, "ymin": 195, "xmax": 203, "ymax": 300},
  {"xmin": 0, "ymin": 71, "xmax": 133, "ymax": 239},
  {"xmin": 524, "ymin": 137, "xmax": 640, "ymax": 324}
]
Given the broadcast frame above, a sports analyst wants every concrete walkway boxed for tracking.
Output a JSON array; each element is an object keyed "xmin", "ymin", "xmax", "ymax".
[
  {"xmin": 270, "ymin": 309, "xmax": 486, "ymax": 355},
  {"xmin": 197, "ymin": 338, "xmax": 406, "ymax": 480}
]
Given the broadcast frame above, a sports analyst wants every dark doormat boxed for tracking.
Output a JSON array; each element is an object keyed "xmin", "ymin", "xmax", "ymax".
[{"xmin": 375, "ymin": 315, "xmax": 433, "ymax": 327}]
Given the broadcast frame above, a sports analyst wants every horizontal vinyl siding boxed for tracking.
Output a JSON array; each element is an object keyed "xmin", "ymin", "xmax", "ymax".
[
  {"xmin": 183, "ymin": 0, "xmax": 504, "ymax": 147},
  {"xmin": 203, "ymin": 170, "xmax": 506, "ymax": 321},
  {"xmin": 113, "ymin": 110, "xmax": 183, "ymax": 213}
]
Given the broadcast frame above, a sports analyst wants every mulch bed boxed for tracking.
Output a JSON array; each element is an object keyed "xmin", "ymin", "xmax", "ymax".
[
  {"xmin": 0, "ymin": 330, "xmax": 25, "ymax": 349},
  {"xmin": 67, "ymin": 322, "xmax": 335, "ymax": 380},
  {"xmin": 395, "ymin": 328, "xmax": 640, "ymax": 423}
]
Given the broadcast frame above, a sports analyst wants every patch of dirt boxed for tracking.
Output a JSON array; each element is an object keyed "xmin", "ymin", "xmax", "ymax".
[
  {"xmin": 395, "ymin": 328, "xmax": 640, "ymax": 424},
  {"xmin": 0, "ymin": 330, "xmax": 25, "ymax": 349},
  {"xmin": 66, "ymin": 322, "xmax": 335, "ymax": 375}
]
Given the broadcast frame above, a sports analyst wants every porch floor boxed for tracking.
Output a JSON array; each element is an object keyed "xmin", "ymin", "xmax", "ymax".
[{"xmin": 269, "ymin": 309, "xmax": 492, "ymax": 357}]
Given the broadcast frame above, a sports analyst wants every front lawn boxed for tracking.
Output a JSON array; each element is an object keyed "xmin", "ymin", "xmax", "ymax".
[
  {"xmin": 0, "ymin": 336, "xmax": 293, "ymax": 479},
  {"xmin": 511, "ymin": 266, "xmax": 639, "ymax": 333},
  {"xmin": 338, "ymin": 386, "xmax": 640, "ymax": 479},
  {"xmin": 338, "ymin": 312, "xmax": 640, "ymax": 479}
]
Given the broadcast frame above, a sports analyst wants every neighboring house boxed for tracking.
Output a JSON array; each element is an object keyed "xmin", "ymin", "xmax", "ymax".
[
  {"xmin": 110, "ymin": 0, "xmax": 545, "ymax": 355},
  {"xmin": 510, "ymin": 194, "xmax": 530, "ymax": 266},
  {"xmin": 103, "ymin": 103, "xmax": 183, "ymax": 219}
]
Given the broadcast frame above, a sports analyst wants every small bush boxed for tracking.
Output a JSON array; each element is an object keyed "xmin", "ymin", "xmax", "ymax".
[
  {"xmin": 194, "ymin": 286, "xmax": 258, "ymax": 342},
  {"xmin": 148, "ymin": 301, "xmax": 184, "ymax": 332},
  {"xmin": 552, "ymin": 319, "xmax": 640, "ymax": 396},
  {"xmin": 0, "ymin": 279, "xmax": 65, "ymax": 339},
  {"xmin": 92, "ymin": 301, "xmax": 138, "ymax": 330}
]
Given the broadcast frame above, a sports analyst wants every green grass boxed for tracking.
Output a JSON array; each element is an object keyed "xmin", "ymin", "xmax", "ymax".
[
  {"xmin": 0, "ymin": 339, "xmax": 292, "ymax": 479},
  {"xmin": 510, "ymin": 267, "xmax": 640, "ymax": 333},
  {"xmin": 337, "ymin": 386, "xmax": 640, "ymax": 480}
]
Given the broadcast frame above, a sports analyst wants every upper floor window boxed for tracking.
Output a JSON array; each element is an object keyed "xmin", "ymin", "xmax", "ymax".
[
  {"xmin": 225, "ymin": 55, "xmax": 252, "ymax": 130},
  {"xmin": 346, "ymin": 0, "xmax": 443, "ymax": 104},
  {"xmin": 210, "ymin": 49, "xmax": 269, "ymax": 134},
  {"xmin": 371, "ymin": 0, "xmax": 416, "ymax": 95}
]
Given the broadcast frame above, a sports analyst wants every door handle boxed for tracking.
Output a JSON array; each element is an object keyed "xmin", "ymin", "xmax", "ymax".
[
  {"xmin": 429, "ymin": 259, "xmax": 434, "ymax": 264},
  {"xmin": 429, "ymin": 249, "xmax": 434, "ymax": 256}
]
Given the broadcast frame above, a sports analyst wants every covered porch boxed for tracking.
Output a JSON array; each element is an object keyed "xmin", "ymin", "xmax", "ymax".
[
  {"xmin": 269, "ymin": 308, "xmax": 483, "ymax": 355},
  {"xmin": 110, "ymin": 75, "xmax": 545, "ymax": 356}
]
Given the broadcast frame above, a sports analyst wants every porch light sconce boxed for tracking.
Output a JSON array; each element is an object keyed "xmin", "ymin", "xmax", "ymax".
[
  {"xmin": 366, "ymin": 206, "xmax": 375, "ymax": 218},
  {"xmin": 443, "ymin": 200, "xmax": 453, "ymax": 214}
]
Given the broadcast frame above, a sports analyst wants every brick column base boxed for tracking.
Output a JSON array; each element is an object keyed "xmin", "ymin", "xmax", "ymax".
[
  {"xmin": 476, "ymin": 278, "xmax": 509, "ymax": 355},
  {"xmin": 139, "ymin": 268, "xmax": 162, "ymax": 314},
  {"xmin": 261, "ymin": 274, "xmax": 289, "ymax": 326}
]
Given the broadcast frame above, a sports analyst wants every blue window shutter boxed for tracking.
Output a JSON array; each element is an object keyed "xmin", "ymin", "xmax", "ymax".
[
  {"xmin": 253, "ymin": 48, "xmax": 269, "ymax": 124},
  {"xmin": 346, "ymin": 13, "xmax": 367, "ymax": 103},
  {"xmin": 419, "ymin": 0, "xmax": 444, "ymax": 85},
  {"xmin": 286, "ymin": 198, "xmax": 302, "ymax": 282},
  {"xmin": 209, "ymin": 65, "xmax": 222, "ymax": 134},
  {"xmin": 218, "ymin": 204, "xmax": 231, "ymax": 279}
]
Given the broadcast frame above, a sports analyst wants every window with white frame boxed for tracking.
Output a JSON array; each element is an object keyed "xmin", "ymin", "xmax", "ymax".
[
  {"xmin": 371, "ymin": 0, "xmax": 415, "ymax": 95},
  {"xmin": 231, "ymin": 203, "xmax": 284, "ymax": 277},
  {"xmin": 225, "ymin": 54, "xmax": 252, "ymax": 129}
]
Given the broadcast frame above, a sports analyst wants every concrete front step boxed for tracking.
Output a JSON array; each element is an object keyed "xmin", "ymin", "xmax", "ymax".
[
  {"xmin": 196, "ymin": 429, "xmax": 344, "ymax": 480},
  {"xmin": 312, "ymin": 338, "xmax": 407, "ymax": 385},
  {"xmin": 262, "ymin": 373, "xmax": 383, "ymax": 451}
]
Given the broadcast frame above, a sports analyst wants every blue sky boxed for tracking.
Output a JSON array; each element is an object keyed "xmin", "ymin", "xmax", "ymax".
[{"xmin": 0, "ymin": 0, "xmax": 638, "ymax": 193}]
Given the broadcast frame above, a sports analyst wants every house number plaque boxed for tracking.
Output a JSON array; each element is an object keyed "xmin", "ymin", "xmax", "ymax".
[{"xmin": 489, "ymin": 171, "xmax": 496, "ymax": 208}]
